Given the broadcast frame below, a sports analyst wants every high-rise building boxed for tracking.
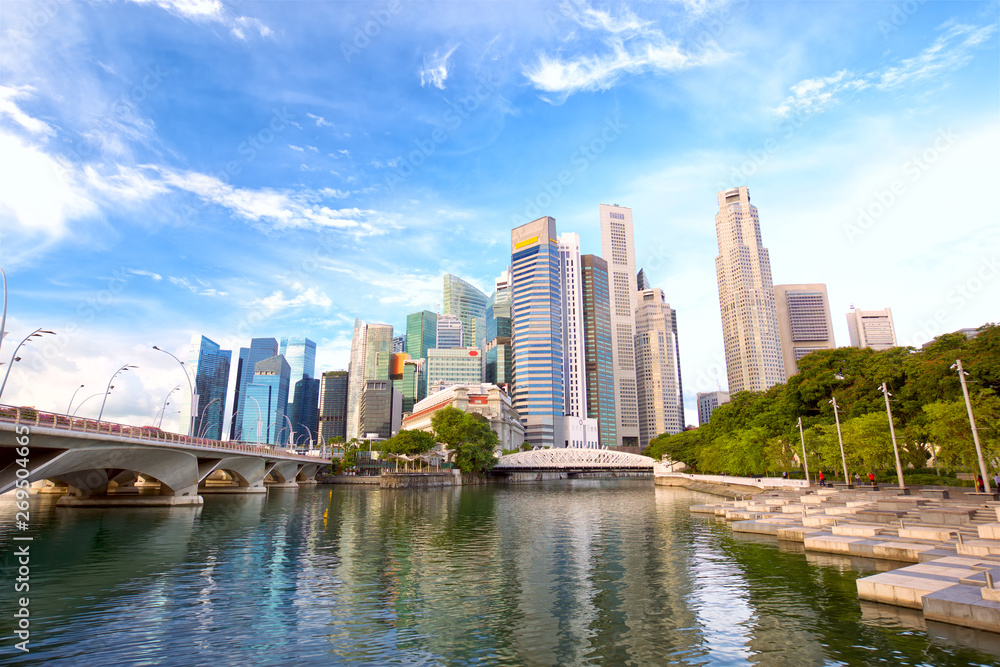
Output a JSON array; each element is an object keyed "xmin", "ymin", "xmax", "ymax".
[
  {"xmin": 406, "ymin": 310, "xmax": 437, "ymax": 361},
  {"xmin": 443, "ymin": 274, "xmax": 488, "ymax": 350},
  {"xmin": 180, "ymin": 335, "xmax": 231, "ymax": 441},
  {"xmin": 634, "ymin": 288, "xmax": 684, "ymax": 446},
  {"xmin": 319, "ymin": 370, "xmax": 349, "ymax": 443},
  {"xmin": 359, "ymin": 380, "xmax": 400, "ymax": 440},
  {"xmin": 847, "ymin": 307, "xmax": 897, "ymax": 351},
  {"xmin": 714, "ymin": 187, "xmax": 785, "ymax": 394},
  {"xmin": 241, "ymin": 355, "xmax": 290, "ymax": 445},
  {"xmin": 511, "ymin": 216, "xmax": 564, "ymax": 449},
  {"xmin": 558, "ymin": 233, "xmax": 587, "ymax": 420},
  {"xmin": 346, "ymin": 320, "xmax": 393, "ymax": 440},
  {"xmin": 637, "ymin": 268, "xmax": 651, "ymax": 291},
  {"xmin": 485, "ymin": 269, "xmax": 513, "ymax": 391},
  {"xmin": 280, "ymin": 337, "xmax": 318, "ymax": 446},
  {"xmin": 581, "ymin": 254, "xmax": 617, "ymax": 449},
  {"xmin": 393, "ymin": 335, "xmax": 406, "ymax": 353},
  {"xmin": 599, "ymin": 203, "xmax": 640, "ymax": 448},
  {"xmin": 426, "ymin": 348, "xmax": 484, "ymax": 393},
  {"xmin": 231, "ymin": 337, "xmax": 278, "ymax": 440},
  {"xmin": 774, "ymin": 284, "xmax": 836, "ymax": 377},
  {"xmin": 435, "ymin": 314, "xmax": 464, "ymax": 349},
  {"xmin": 392, "ymin": 357, "xmax": 423, "ymax": 413},
  {"xmin": 697, "ymin": 390, "xmax": 730, "ymax": 426}
]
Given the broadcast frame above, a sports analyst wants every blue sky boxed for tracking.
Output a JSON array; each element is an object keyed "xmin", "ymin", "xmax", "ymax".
[{"xmin": 1, "ymin": 0, "xmax": 998, "ymax": 433}]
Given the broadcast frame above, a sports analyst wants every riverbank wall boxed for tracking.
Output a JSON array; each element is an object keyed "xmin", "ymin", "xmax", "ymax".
[{"xmin": 655, "ymin": 474, "xmax": 771, "ymax": 499}]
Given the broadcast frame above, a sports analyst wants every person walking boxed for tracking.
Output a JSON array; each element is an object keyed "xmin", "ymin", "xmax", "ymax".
[
  {"xmin": 993, "ymin": 472, "xmax": 1000, "ymax": 489},
  {"xmin": 818, "ymin": 471, "xmax": 825, "ymax": 487},
  {"xmin": 854, "ymin": 473, "xmax": 861, "ymax": 487},
  {"xmin": 868, "ymin": 471, "xmax": 876, "ymax": 488},
  {"xmin": 976, "ymin": 474, "xmax": 985, "ymax": 493}
]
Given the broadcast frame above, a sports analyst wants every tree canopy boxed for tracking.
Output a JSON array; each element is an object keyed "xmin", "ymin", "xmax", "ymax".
[{"xmin": 430, "ymin": 406, "xmax": 498, "ymax": 476}]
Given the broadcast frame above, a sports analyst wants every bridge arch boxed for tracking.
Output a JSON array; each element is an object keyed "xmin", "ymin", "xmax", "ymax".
[{"xmin": 494, "ymin": 448, "xmax": 660, "ymax": 473}]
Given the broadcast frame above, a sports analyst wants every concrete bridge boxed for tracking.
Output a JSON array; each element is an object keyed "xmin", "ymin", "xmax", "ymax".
[
  {"xmin": 0, "ymin": 405, "xmax": 329, "ymax": 506},
  {"xmin": 493, "ymin": 448, "xmax": 665, "ymax": 479}
]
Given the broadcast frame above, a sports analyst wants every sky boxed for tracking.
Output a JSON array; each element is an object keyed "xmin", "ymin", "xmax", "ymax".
[{"xmin": 1, "ymin": 0, "xmax": 998, "ymax": 435}]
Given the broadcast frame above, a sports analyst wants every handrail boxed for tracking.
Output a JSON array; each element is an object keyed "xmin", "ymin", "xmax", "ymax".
[{"xmin": 0, "ymin": 404, "xmax": 326, "ymax": 462}]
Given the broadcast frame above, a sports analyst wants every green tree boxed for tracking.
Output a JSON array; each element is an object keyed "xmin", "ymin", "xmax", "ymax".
[
  {"xmin": 430, "ymin": 407, "xmax": 499, "ymax": 475},
  {"xmin": 383, "ymin": 429, "xmax": 437, "ymax": 456}
]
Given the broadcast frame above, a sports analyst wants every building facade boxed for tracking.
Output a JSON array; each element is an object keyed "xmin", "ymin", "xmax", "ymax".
[
  {"xmin": 443, "ymin": 274, "xmax": 488, "ymax": 350},
  {"xmin": 426, "ymin": 348, "xmax": 484, "ymax": 393},
  {"xmin": 359, "ymin": 379, "xmax": 400, "ymax": 440},
  {"xmin": 230, "ymin": 337, "xmax": 278, "ymax": 440},
  {"xmin": 402, "ymin": 383, "xmax": 524, "ymax": 452},
  {"xmin": 241, "ymin": 355, "xmax": 290, "ymax": 445},
  {"xmin": 485, "ymin": 269, "xmax": 513, "ymax": 391},
  {"xmin": 180, "ymin": 335, "xmax": 231, "ymax": 441},
  {"xmin": 697, "ymin": 390, "xmax": 731, "ymax": 426},
  {"xmin": 319, "ymin": 370, "xmax": 349, "ymax": 444},
  {"xmin": 714, "ymin": 187, "xmax": 785, "ymax": 394},
  {"xmin": 774, "ymin": 284, "xmax": 836, "ymax": 377},
  {"xmin": 599, "ymin": 203, "xmax": 640, "ymax": 447},
  {"xmin": 435, "ymin": 314, "xmax": 464, "ymax": 349},
  {"xmin": 634, "ymin": 288, "xmax": 685, "ymax": 446},
  {"xmin": 406, "ymin": 311, "xmax": 437, "ymax": 360},
  {"xmin": 280, "ymin": 337, "xmax": 318, "ymax": 446},
  {"xmin": 847, "ymin": 306, "xmax": 897, "ymax": 350},
  {"xmin": 580, "ymin": 254, "xmax": 618, "ymax": 449},
  {"xmin": 558, "ymin": 233, "xmax": 588, "ymax": 420},
  {"xmin": 346, "ymin": 320, "xmax": 394, "ymax": 440}
]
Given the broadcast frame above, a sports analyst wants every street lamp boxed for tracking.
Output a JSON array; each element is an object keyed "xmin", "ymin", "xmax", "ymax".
[
  {"xmin": 880, "ymin": 382, "xmax": 907, "ymax": 493},
  {"xmin": 156, "ymin": 385, "xmax": 180, "ymax": 428},
  {"xmin": 282, "ymin": 413, "xmax": 294, "ymax": 447},
  {"xmin": 829, "ymin": 396, "xmax": 851, "ymax": 488},
  {"xmin": 247, "ymin": 396, "xmax": 263, "ymax": 444},
  {"xmin": 66, "ymin": 384, "xmax": 86, "ymax": 415},
  {"xmin": 0, "ymin": 328, "xmax": 56, "ymax": 401},
  {"xmin": 73, "ymin": 387, "xmax": 113, "ymax": 416},
  {"xmin": 952, "ymin": 359, "xmax": 991, "ymax": 494},
  {"xmin": 153, "ymin": 345, "xmax": 197, "ymax": 437},
  {"xmin": 97, "ymin": 364, "xmax": 137, "ymax": 422},
  {"xmin": 797, "ymin": 417, "xmax": 810, "ymax": 486},
  {"xmin": 196, "ymin": 397, "xmax": 221, "ymax": 439}
]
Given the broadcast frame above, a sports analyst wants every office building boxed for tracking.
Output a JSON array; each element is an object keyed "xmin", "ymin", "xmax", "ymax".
[
  {"xmin": 599, "ymin": 203, "xmax": 640, "ymax": 447},
  {"xmin": 511, "ymin": 216, "xmax": 565, "ymax": 448},
  {"xmin": 697, "ymin": 390, "xmax": 730, "ymax": 426},
  {"xmin": 558, "ymin": 233, "xmax": 587, "ymax": 420},
  {"xmin": 240, "ymin": 355, "xmax": 290, "ymax": 445},
  {"xmin": 406, "ymin": 310, "xmax": 437, "ymax": 360},
  {"xmin": 436, "ymin": 314, "xmax": 464, "ymax": 349},
  {"xmin": 392, "ymin": 355, "xmax": 423, "ymax": 414},
  {"xmin": 637, "ymin": 268, "xmax": 651, "ymax": 291},
  {"xmin": 403, "ymin": 383, "xmax": 525, "ymax": 451},
  {"xmin": 443, "ymin": 274, "xmax": 488, "ymax": 350},
  {"xmin": 426, "ymin": 348, "xmax": 483, "ymax": 393},
  {"xmin": 359, "ymin": 380, "xmax": 401, "ymax": 440},
  {"xmin": 393, "ymin": 335, "xmax": 406, "ymax": 353},
  {"xmin": 280, "ymin": 337, "xmax": 318, "ymax": 446},
  {"xmin": 346, "ymin": 320, "xmax": 394, "ymax": 440},
  {"xmin": 230, "ymin": 337, "xmax": 278, "ymax": 440},
  {"xmin": 774, "ymin": 284, "xmax": 836, "ymax": 377},
  {"xmin": 485, "ymin": 269, "xmax": 513, "ymax": 391},
  {"xmin": 180, "ymin": 335, "xmax": 231, "ymax": 441},
  {"xmin": 319, "ymin": 370, "xmax": 349, "ymax": 444},
  {"xmin": 634, "ymin": 288, "xmax": 685, "ymax": 446},
  {"xmin": 581, "ymin": 254, "xmax": 617, "ymax": 449},
  {"xmin": 847, "ymin": 306, "xmax": 897, "ymax": 351},
  {"xmin": 714, "ymin": 187, "xmax": 785, "ymax": 393}
]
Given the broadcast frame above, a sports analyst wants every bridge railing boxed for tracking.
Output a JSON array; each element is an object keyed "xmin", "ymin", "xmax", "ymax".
[{"xmin": 0, "ymin": 405, "xmax": 325, "ymax": 462}]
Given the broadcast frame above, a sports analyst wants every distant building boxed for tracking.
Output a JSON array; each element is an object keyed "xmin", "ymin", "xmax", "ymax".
[
  {"xmin": 392, "ymin": 356, "xmax": 423, "ymax": 414},
  {"xmin": 319, "ymin": 370, "xmax": 349, "ymax": 444},
  {"xmin": 581, "ymin": 254, "xmax": 617, "ymax": 449},
  {"xmin": 241, "ymin": 355, "xmax": 290, "ymax": 445},
  {"xmin": 403, "ymin": 383, "xmax": 524, "ymax": 451},
  {"xmin": 346, "ymin": 320, "xmax": 393, "ymax": 440},
  {"xmin": 435, "ymin": 314, "xmax": 464, "ymax": 349},
  {"xmin": 637, "ymin": 268, "xmax": 651, "ymax": 291},
  {"xmin": 230, "ymin": 337, "xmax": 277, "ymax": 440},
  {"xmin": 921, "ymin": 327, "xmax": 983, "ymax": 348},
  {"xmin": 774, "ymin": 284, "xmax": 836, "ymax": 377},
  {"xmin": 359, "ymin": 380, "xmax": 401, "ymax": 440},
  {"xmin": 392, "ymin": 335, "xmax": 406, "ymax": 353},
  {"xmin": 406, "ymin": 310, "xmax": 437, "ymax": 360},
  {"xmin": 635, "ymin": 288, "xmax": 684, "ymax": 446},
  {"xmin": 484, "ymin": 269, "xmax": 513, "ymax": 391},
  {"xmin": 847, "ymin": 306, "xmax": 896, "ymax": 350},
  {"xmin": 697, "ymin": 391, "xmax": 731, "ymax": 426},
  {"xmin": 426, "ymin": 348, "xmax": 483, "ymax": 392},
  {"xmin": 280, "ymin": 337, "xmax": 318, "ymax": 446},
  {"xmin": 558, "ymin": 233, "xmax": 587, "ymax": 421},
  {"xmin": 180, "ymin": 335, "xmax": 231, "ymax": 441},
  {"xmin": 443, "ymin": 274, "xmax": 488, "ymax": 350}
]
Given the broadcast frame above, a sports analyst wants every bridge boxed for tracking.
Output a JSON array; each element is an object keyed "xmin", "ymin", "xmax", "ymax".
[
  {"xmin": 0, "ymin": 405, "xmax": 329, "ymax": 506},
  {"xmin": 493, "ymin": 448, "xmax": 665, "ymax": 477}
]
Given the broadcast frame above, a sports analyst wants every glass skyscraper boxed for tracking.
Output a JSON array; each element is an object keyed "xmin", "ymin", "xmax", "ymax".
[
  {"xmin": 435, "ymin": 314, "xmax": 463, "ymax": 349},
  {"xmin": 231, "ymin": 337, "xmax": 278, "ymax": 440},
  {"xmin": 406, "ymin": 310, "xmax": 437, "ymax": 360},
  {"xmin": 581, "ymin": 254, "xmax": 617, "ymax": 449},
  {"xmin": 443, "ymin": 274, "xmax": 488, "ymax": 350},
  {"xmin": 319, "ymin": 370, "xmax": 349, "ymax": 443},
  {"xmin": 280, "ymin": 337, "xmax": 318, "ymax": 445},
  {"xmin": 241, "ymin": 355, "xmax": 290, "ymax": 445},
  {"xmin": 180, "ymin": 335, "xmax": 231, "ymax": 441},
  {"xmin": 485, "ymin": 269, "xmax": 512, "ymax": 391}
]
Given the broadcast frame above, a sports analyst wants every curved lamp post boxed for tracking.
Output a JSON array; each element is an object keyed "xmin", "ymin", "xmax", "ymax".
[
  {"xmin": 97, "ymin": 364, "xmax": 137, "ymax": 422},
  {"xmin": 66, "ymin": 384, "xmax": 86, "ymax": 415},
  {"xmin": 829, "ymin": 396, "xmax": 851, "ymax": 488},
  {"xmin": 247, "ymin": 396, "xmax": 263, "ymax": 444},
  {"xmin": 196, "ymin": 397, "xmax": 221, "ymax": 439},
  {"xmin": 953, "ymin": 359, "xmax": 991, "ymax": 494},
  {"xmin": 880, "ymin": 382, "xmax": 906, "ymax": 492},
  {"xmin": 153, "ymin": 345, "xmax": 196, "ymax": 436},
  {"xmin": 73, "ymin": 388, "xmax": 113, "ymax": 416},
  {"xmin": 156, "ymin": 385, "xmax": 180, "ymax": 428},
  {"xmin": 282, "ymin": 413, "xmax": 294, "ymax": 447},
  {"xmin": 0, "ymin": 328, "xmax": 56, "ymax": 401}
]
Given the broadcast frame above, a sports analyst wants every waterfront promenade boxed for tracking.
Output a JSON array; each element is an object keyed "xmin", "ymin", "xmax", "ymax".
[{"xmin": 680, "ymin": 479, "xmax": 1000, "ymax": 633}]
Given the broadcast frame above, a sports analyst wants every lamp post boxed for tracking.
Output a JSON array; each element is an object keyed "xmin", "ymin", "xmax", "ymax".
[
  {"xmin": 73, "ymin": 388, "xmax": 113, "ymax": 416},
  {"xmin": 880, "ymin": 382, "xmax": 906, "ymax": 493},
  {"xmin": 282, "ymin": 413, "xmax": 294, "ymax": 447},
  {"xmin": 0, "ymin": 266, "xmax": 7, "ymax": 363},
  {"xmin": 196, "ymin": 397, "xmax": 221, "ymax": 440},
  {"xmin": 98, "ymin": 364, "xmax": 137, "ymax": 422},
  {"xmin": 797, "ymin": 417, "xmax": 810, "ymax": 486},
  {"xmin": 247, "ymin": 396, "xmax": 263, "ymax": 444},
  {"xmin": 153, "ymin": 345, "xmax": 197, "ymax": 437},
  {"xmin": 66, "ymin": 384, "xmax": 85, "ymax": 415},
  {"xmin": 829, "ymin": 396, "xmax": 851, "ymax": 487},
  {"xmin": 156, "ymin": 385, "xmax": 180, "ymax": 428},
  {"xmin": 953, "ymin": 359, "xmax": 991, "ymax": 494},
  {"xmin": 0, "ymin": 328, "xmax": 56, "ymax": 401}
]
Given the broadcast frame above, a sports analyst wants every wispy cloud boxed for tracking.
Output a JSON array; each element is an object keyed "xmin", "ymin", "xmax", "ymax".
[
  {"xmin": 0, "ymin": 86, "xmax": 55, "ymax": 136},
  {"xmin": 169, "ymin": 275, "xmax": 228, "ymax": 297},
  {"xmin": 250, "ymin": 285, "xmax": 332, "ymax": 313},
  {"xmin": 419, "ymin": 44, "xmax": 460, "ymax": 89},
  {"xmin": 774, "ymin": 21, "xmax": 997, "ymax": 118},
  {"xmin": 126, "ymin": 268, "xmax": 163, "ymax": 281},
  {"xmin": 126, "ymin": 0, "xmax": 272, "ymax": 40},
  {"xmin": 289, "ymin": 144, "xmax": 304, "ymax": 152},
  {"xmin": 306, "ymin": 113, "xmax": 332, "ymax": 127}
]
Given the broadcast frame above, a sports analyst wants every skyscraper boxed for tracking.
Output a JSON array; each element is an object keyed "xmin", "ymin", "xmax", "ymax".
[
  {"xmin": 634, "ymin": 288, "xmax": 684, "ymax": 446},
  {"xmin": 406, "ymin": 310, "xmax": 437, "ymax": 361},
  {"xmin": 558, "ymin": 233, "xmax": 587, "ymax": 420},
  {"xmin": 280, "ymin": 337, "xmax": 318, "ymax": 445},
  {"xmin": 485, "ymin": 269, "xmax": 513, "ymax": 391},
  {"xmin": 435, "ymin": 314, "xmax": 464, "ymax": 349},
  {"xmin": 581, "ymin": 254, "xmax": 617, "ymax": 449},
  {"xmin": 241, "ymin": 355, "xmax": 290, "ymax": 445},
  {"xmin": 443, "ymin": 274, "xmax": 488, "ymax": 350},
  {"xmin": 179, "ymin": 335, "xmax": 231, "ymax": 441},
  {"xmin": 511, "ymin": 216, "xmax": 564, "ymax": 448},
  {"xmin": 774, "ymin": 284, "xmax": 836, "ymax": 377},
  {"xmin": 347, "ymin": 321, "xmax": 394, "ymax": 440},
  {"xmin": 847, "ymin": 306, "xmax": 897, "ymax": 350},
  {"xmin": 426, "ymin": 348, "xmax": 483, "ymax": 393},
  {"xmin": 393, "ymin": 336, "xmax": 406, "ymax": 353},
  {"xmin": 231, "ymin": 337, "xmax": 278, "ymax": 440},
  {"xmin": 319, "ymin": 370, "xmax": 349, "ymax": 443},
  {"xmin": 697, "ymin": 390, "xmax": 730, "ymax": 426},
  {"xmin": 714, "ymin": 187, "xmax": 785, "ymax": 394},
  {"xmin": 392, "ymin": 357, "xmax": 423, "ymax": 413},
  {"xmin": 599, "ymin": 203, "xmax": 640, "ymax": 448}
]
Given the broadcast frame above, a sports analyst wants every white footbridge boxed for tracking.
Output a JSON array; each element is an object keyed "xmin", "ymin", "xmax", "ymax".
[{"xmin": 493, "ymin": 448, "xmax": 666, "ymax": 475}]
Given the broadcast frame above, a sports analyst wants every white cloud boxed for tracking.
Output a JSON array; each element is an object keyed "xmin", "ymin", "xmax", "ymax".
[
  {"xmin": 168, "ymin": 275, "xmax": 228, "ymax": 297},
  {"xmin": 307, "ymin": 113, "xmax": 332, "ymax": 127},
  {"xmin": 320, "ymin": 188, "xmax": 350, "ymax": 199},
  {"xmin": 126, "ymin": 268, "xmax": 163, "ymax": 281},
  {"xmin": 126, "ymin": 0, "xmax": 273, "ymax": 39},
  {"xmin": 250, "ymin": 287, "xmax": 332, "ymax": 313},
  {"xmin": 288, "ymin": 144, "xmax": 304, "ymax": 152},
  {"xmin": 419, "ymin": 44, "xmax": 460, "ymax": 89},
  {"xmin": 0, "ymin": 86, "xmax": 55, "ymax": 136}
]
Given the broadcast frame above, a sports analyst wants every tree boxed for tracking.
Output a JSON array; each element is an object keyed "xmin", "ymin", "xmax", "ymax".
[
  {"xmin": 383, "ymin": 429, "xmax": 437, "ymax": 456},
  {"xmin": 430, "ymin": 407, "xmax": 498, "ymax": 475}
]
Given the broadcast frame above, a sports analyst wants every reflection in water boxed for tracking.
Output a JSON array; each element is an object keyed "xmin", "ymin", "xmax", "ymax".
[{"xmin": 0, "ymin": 482, "xmax": 997, "ymax": 665}]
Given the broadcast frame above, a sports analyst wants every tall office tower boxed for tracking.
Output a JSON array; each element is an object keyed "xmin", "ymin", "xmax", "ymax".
[
  {"xmin": 634, "ymin": 288, "xmax": 685, "ymax": 446},
  {"xmin": 436, "ymin": 314, "xmax": 464, "ymax": 349},
  {"xmin": 280, "ymin": 337, "xmax": 318, "ymax": 445},
  {"xmin": 511, "ymin": 217, "xmax": 565, "ymax": 449},
  {"xmin": 426, "ymin": 348, "xmax": 483, "ymax": 393},
  {"xmin": 392, "ymin": 357, "xmax": 423, "ymax": 413},
  {"xmin": 365, "ymin": 324, "xmax": 394, "ymax": 379},
  {"xmin": 697, "ymin": 390, "xmax": 730, "ymax": 426},
  {"xmin": 599, "ymin": 203, "xmax": 640, "ymax": 448},
  {"xmin": 231, "ymin": 337, "xmax": 278, "ymax": 440},
  {"xmin": 179, "ymin": 335, "xmax": 231, "ymax": 440},
  {"xmin": 319, "ymin": 370, "xmax": 349, "ymax": 443},
  {"xmin": 359, "ymin": 380, "xmax": 401, "ymax": 439},
  {"xmin": 393, "ymin": 336, "xmax": 406, "ymax": 353},
  {"xmin": 558, "ymin": 233, "xmax": 587, "ymax": 419},
  {"xmin": 443, "ymin": 274, "xmax": 489, "ymax": 350},
  {"xmin": 774, "ymin": 284, "xmax": 836, "ymax": 377},
  {"xmin": 346, "ymin": 319, "xmax": 368, "ymax": 441},
  {"xmin": 637, "ymin": 268, "xmax": 651, "ymax": 291},
  {"xmin": 847, "ymin": 306, "xmax": 897, "ymax": 350},
  {"xmin": 240, "ymin": 355, "xmax": 290, "ymax": 445},
  {"xmin": 406, "ymin": 310, "xmax": 437, "ymax": 360},
  {"xmin": 714, "ymin": 186, "xmax": 785, "ymax": 394},
  {"xmin": 485, "ymin": 269, "xmax": 513, "ymax": 391},
  {"xmin": 581, "ymin": 254, "xmax": 617, "ymax": 448}
]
